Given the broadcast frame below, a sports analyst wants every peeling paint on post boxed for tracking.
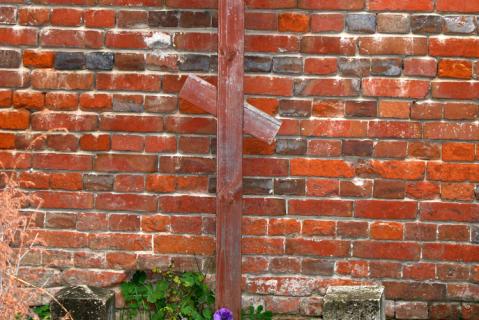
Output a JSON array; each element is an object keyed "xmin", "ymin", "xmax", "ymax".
[{"xmin": 216, "ymin": 0, "xmax": 244, "ymax": 317}]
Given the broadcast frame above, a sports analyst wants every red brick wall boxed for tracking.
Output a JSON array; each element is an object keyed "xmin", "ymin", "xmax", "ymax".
[{"xmin": 1, "ymin": 0, "xmax": 479, "ymax": 318}]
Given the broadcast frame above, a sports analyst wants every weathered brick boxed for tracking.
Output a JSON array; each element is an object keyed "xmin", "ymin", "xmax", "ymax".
[{"xmin": 346, "ymin": 14, "xmax": 376, "ymax": 34}]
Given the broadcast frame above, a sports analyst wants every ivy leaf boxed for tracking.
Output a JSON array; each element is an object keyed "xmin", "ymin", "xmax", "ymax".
[{"xmin": 146, "ymin": 280, "xmax": 168, "ymax": 303}]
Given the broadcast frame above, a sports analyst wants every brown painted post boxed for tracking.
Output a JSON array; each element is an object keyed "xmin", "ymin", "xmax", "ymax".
[{"xmin": 216, "ymin": 0, "xmax": 244, "ymax": 316}]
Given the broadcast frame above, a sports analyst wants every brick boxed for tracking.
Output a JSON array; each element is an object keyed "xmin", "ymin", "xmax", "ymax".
[
  {"xmin": 246, "ymin": 34, "xmax": 299, "ymax": 53},
  {"xmin": 370, "ymin": 222, "xmax": 403, "ymax": 240},
  {"xmin": 444, "ymin": 16, "xmax": 476, "ymax": 34},
  {"xmin": 302, "ymin": 220, "xmax": 335, "ymax": 236},
  {"xmin": 404, "ymin": 58, "xmax": 437, "ymax": 77},
  {"xmin": 368, "ymin": 0, "xmax": 433, "ymax": 11},
  {"xmin": 377, "ymin": 13, "xmax": 410, "ymax": 33},
  {"xmin": 338, "ymin": 58, "xmax": 370, "ymax": 77},
  {"xmin": 274, "ymin": 178, "xmax": 305, "ymax": 195},
  {"xmin": 437, "ymin": 0, "xmax": 479, "ymax": 13},
  {"xmin": 370, "ymin": 58, "xmax": 402, "ymax": 76},
  {"xmin": 180, "ymin": 11, "xmax": 211, "ymax": 28},
  {"xmin": 84, "ymin": 9, "xmax": 115, "ymax": 28},
  {"xmin": 378, "ymin": 100, "xmax": 411, "ymax": 118},
  {"xmin": 373, "ymin": 179, "xmax": 406, "ymax": 199},
  {"xmin": 353, "ymin": 241, "xmax": 420, "ymax": 260},
  {"xmin": 0, "ymin": 110, "xmax": 30, "ymax": 130},
  {"xmin": 154, "ymin": 235, "xmax": 214, "ymax": 255},
  {"xmin": 443, "ymin": 142, "xmax": 475, "ymax": 161},
  {"xmin": 420, "ymin": 202, "xmax": 479, "ymax": 222},
  {"xmin": 311, "ymin": 13, "xmax": 344, "ymax": 32},
  {"xmin": 273, "ymin": 57, "xmax": 303, "ymax": 74},
  {"xmin": 395, "ymin": 302, "xmax": 429, "ymax": 319},
  {"xmin": 246, "ymin": 11, "xmax": 277, "ymax": 30},
  {"xmin": 95, "ymin": 154, "xmax": 157, "ymax": 173},
  {"xmin": 301, "ymin": 36, "xmax": 355, "ymax": 55},
  {"xmin": 115, "ymin": 52, "xmax": 145, "ymax": 71},
  {"xmin": 438, "ymin": 59, "xmax": 472, "ymax": 79},
  {"xmin": 363, "ymin": 78, "xmax": 429, "ymax": 99},
  {"xmin": 289, "ymin": 199, "xmax": 352, "ymax": 217},
  {"xmin": 307, "ymin": 178, "xmax": 339, "ymax": 197},
  {"xmin": 346, "ymin": 14, "xmax": 376, "ymax": 34},
  {"xmin": 13, "ymin": 91, "xmax": 45, "ymax": 111},
  {"xmin": 278, "ymin": 12, "xmax": 309, "ymax": 33},
  {"xmin": 178, "ymin": 54, "xmax": 210, "ymax": 72},
  {"xmin": 424, "ymin": 122, "xmax": 479, "ymax": 140},
  {"xmin": 97, "ymin": 73, "xmax": 161, "ymax": 92},
  {"xmin": 438, "ymin": 224, "xmax": 470, "ymax": 240},
  {"xmin": 295, "ymin": 78, "xmax": 360, "ymax": 97},
  {"xmin": 40, "ymin": 29, "xmax": 102, "ymax": 48},
  {"xmin": 423, "ymin": 243, "xmax": 479, "ymax": 262},
  {"xmin": 411, "ymin": 15, "xmax": 443, "ymax": 34},
  {"xmin": 50, "ymin": 8, "xmax": 82, "ymax": 26},
  {"xmin": 302, "ymin": 259, "xmax": 334, "ymax": 276},
  {"xmin": 430, "ymin": 37, "xmax": 479, "ymax": 58},
  {"xmin": 355, "ymin": 200, "xmax": 417, "ymax": 219},
  {"xmin": 54, "ymin": 52, "xmax": 86, "ymax": 70},
  {"xmin": 298, "ymin": 0, "xmax": 364, "ymax": 10},
  {"xmin": 286, "ymin": 239, "xmax": 350, "ymax": 257},
  {"xmin": 359, "ymin": 37, "xmax": 427, "ymax": 55},
  {"xmin": 0, "ymin": 50, "xmax": 21, "ymax": 68},
  {"xmin": 304, "ymin": 57, "xmax": 337, "ymax": 75}
]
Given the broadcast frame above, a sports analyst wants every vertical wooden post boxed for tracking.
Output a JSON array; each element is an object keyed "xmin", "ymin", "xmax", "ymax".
[{"xmin": 216, "ymin": 0, "xmax": 244, "ymax": 317}]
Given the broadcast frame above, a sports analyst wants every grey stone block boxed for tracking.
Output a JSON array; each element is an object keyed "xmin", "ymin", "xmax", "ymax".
[
  {"xmin": 178, "ymin": 54, "xmax": 210, "ymax": 72},
  {"xmin": 245, "ymin": 55, "xmax": 272, "ymax": 72},
  {"xmin": 51, "ymin": 285, "xmax": 115, "ymax": 320},
  {"xmin": 323, "ymin": 286, "xmax": 385, "ymax": 320},
  {"xmin": 54, "ymin": 52, "xmax": 85, "ymax": 70},
  {"xmin": 444, "ymin": 16, "xmax": 476, "ymax": 34},
  {"xmin": 346, "ymin": 14, "xmax": 376, "ymax": 34},
  {"xmin": 86, "ymin": 52, "xmax": 114, "ymax": 70}
]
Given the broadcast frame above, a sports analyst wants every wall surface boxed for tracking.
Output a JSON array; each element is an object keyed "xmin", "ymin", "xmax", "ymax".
[{"xmin": 1, "ymin": 0, "xmax": 479, "ymax": 318}]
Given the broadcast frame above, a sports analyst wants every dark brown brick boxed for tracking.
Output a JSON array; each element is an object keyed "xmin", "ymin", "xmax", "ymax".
[
  {"xmin": 342, "ymin": 140, "xmax": 373, "ymax": 157},
  {"xmin": 274, "ymin": 178, "xmax": 305, "ymax": 196}
]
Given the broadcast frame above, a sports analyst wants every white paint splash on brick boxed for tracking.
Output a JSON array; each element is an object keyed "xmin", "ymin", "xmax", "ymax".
[{"xmin": 145, "ymin": 32, "xmax": 171, "ymax": 49}]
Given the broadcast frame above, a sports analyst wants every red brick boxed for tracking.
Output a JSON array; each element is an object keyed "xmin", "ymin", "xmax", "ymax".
[
  {"xmin": 443, "ymin": 143, "xmax": 475, "ymax": 161},
  {"xmin": 368, "ymin": 0, "xmax": 433, "ymax": 11},
  {"xmin": 243, "ymin": 198, "xmax": 286, "ymax": 216},
  {"xmin": 0, "ymin": 27, "xmax": 37, "ymax": 46},
  {"xmin": 246, "ymin": 0, "xmax": 295, "ymax": 9},
  {"xmin": 100, "ymin": 115, "xmax": 163, "ymax": 132},
  {"xmin": 33, "ymin": 153, "xmax": 92, "ymax": 171},
  {"xmin": 32, "ymin": 70, "xmax": 93, "ymax": 90},
  {"xmin": 245, "ymin": 12, "xmax": 277, "ymax": 30},
  {"xmin": 439, "ymin": 59, "xmax": 473, "ymax": 79},
  {"xmin": 289, "ymin": 199, "xmax": 352, "ymax": 217},
  {"xmin": 95, "ymin": 154, "xmax": 157, "ymax": 172},
  {"xmin": 438, "ymin": 224, "xmax": 470, "ymax": 241},
  {"xmin": 404, "ymin": 58, "xmax": 437, "ymax": 77},
  {"xmin": 244, "ymin": 158, "xmax": 288, "ymax": 176},
  {"xmin": 430, "ymin": 37, "xmax": 479, "ymax": 58},
  {"xmin": 353, "ymin": 241, "xmax": 420, "ymax": 260},
  {"xmin": 40, "ymin": 29, "xmax": 102, "ymax": 48},
  {"xmin": 97, "ymin": 193, "xmax": 157, "ymax": 212},
  {"xmin": 154, "ymin": 235, "xmax": 214, "ymax": 255},
  {"xmin": 173, "ymin": 32, "xmax": 216, "ymax": 51},
  {"xmin": 420, "ymin": 202, "xmax": 479, "ymax": 222},
  {"xmin": 301, "ymin": 120, "xmax": 367, "ymax": 138},
  {"xmin": 79, "ymin": 134, "xmax": 110, "ymax": 151},
  {"xmin": 141, "ymin": 215, "xmax": 170, "ymax": 232},
  {"xmin": 301, "ymin": 36, "xmax": 355, "ymax": 55},
  {"xmin": 45, "ymin": 92, "xmax": 78, "ymax": 110},
  {"xmin": 437, "ymin": 0, "xmax": 479, "ymax": 12},
  {"xmin": 246, "ymin": 34, "xmax": 299, "ymax": 53},
  {"xmin": 79, "ymin": 93, "xmax": 112, "ymax": 111},
  {"xmin": 423, "ymin": 243, "xmax": 479, "ymax": 262},
  {"xmin": 363, "ymin": 78, "xmax": 429, "ymax": 99},
  {"xmin": 50, "ymin": 172, "xmax": 82, "ymax": 190},
  {"xmin": 370, "ymin": 222, "xmax": 403, "ymax": 240},
  {"xmin": 298, "ymin": 0, "xmax": 364, "ymax": 10},
  {"xmin": 35, "ymin": 191, "xmax": 93, "ymax": 209},
  {"xmin": 286, "ymin": 239, "xmax": 350, "ymax": 257},
  {"xmin": 0, "ymin": 70, "xmax": 30, "ymax": 88},
  {"xmin": 355, "ymin": 200, "xmax": 417, "ymax": 219},
  {"xmin": 159, "ymin": 195, "xmax": 215, "ymax": 213},
  {"xmin": 18, "ymin": 7, "xmax": 49, "ymax": 26},
  {"xmin": 32, "ymin": 113, "xmax": 97, "ymax": 131},
  {"xmin": 291, "ymin": 159, "xmax": 354, "ymax": 178},
  {"xmin": 403, "ymin": 263, "xmax": 436, "ymax": 280},
  {"xmin": 304, "ymin": 57, "xmax": 337, "ymax": 75},
  {"xmin": 310, "ymin": 13, "xmax": 344, "ymax": 32},
  {"xmin": 243, "ymin": 237, "xmax": 285, "ymax": 255},
  {"xmin": 96, "ymin": 73, "xmax": 161, "ymax": 92},
  {"xmin": 302, "ymin": 220, "xmax": 335, "ymax": 236},
  {"xmin": 50, "ymin": 8, "xmax": 82, "ymax": 26},
  {"xmin": 269, "ymin": 218, "xmax": 300, "ymax": 236},
  {"xmin": 278, "ymin": 12, "xmax": 309, "ymax": 33},
  {"xmin": 89, "ymin": 233, "xmax": 152, "ymax": 251},
  {"xmin": 0, "ymin": 109, "xmax": 30, "ymax": 129},
  {"xmin": 84, "ymin": 9, "xmax": 115, "ymax": 28},
  {"xmin": 359, "ymin": 37, "xmax": 427, "ymax": 55}
]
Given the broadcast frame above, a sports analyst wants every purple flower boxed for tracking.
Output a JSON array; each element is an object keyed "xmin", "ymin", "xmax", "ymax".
[{"xmin": 214, "ymin": 308, "xmax": 233, "ymax": 320}]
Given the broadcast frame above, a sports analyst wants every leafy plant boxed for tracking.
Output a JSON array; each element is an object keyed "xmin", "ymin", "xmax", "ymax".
[
  {"xmin": 32, "ymin": 305, "xmax": 51, "ymax": 320},
  {"xmin": 241, "ymin": 305, "xmax": 273, "ymax": 320},
  {"xmin": 120, "ymin": 267, "xmax": 214, "ymax": 320}
]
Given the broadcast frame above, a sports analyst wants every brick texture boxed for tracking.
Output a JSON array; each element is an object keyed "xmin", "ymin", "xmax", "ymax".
[{"xmin": 1, "ymin": 0, "xmax": 479, "ymax": 318}]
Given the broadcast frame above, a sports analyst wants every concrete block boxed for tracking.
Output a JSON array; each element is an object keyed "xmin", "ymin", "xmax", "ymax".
[{"xmin": 323, "ymin": 285, "xmax": 385, "ymax": 320}]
